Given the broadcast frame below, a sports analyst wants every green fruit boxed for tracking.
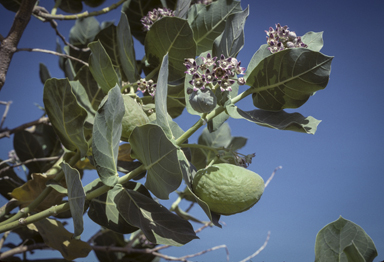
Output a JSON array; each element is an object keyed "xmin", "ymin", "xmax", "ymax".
[
  {"xmin": 192, "ymin": 163, "xmax": 264, "ymax": 215},
  {"xmin": 121, "ymin": 95, "xmax": 150, "ymax": 141},
  {"xmin": 189, "ymin": 89, "xmax": 217, "ymax": 113}
]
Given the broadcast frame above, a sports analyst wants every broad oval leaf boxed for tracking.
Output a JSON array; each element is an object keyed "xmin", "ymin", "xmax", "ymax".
[
  {"xmin": 188, "ymin": 0, "xmax": 242, "ymax": 55},
  {"xmin": 244, "ymin": 44, "xmax": 271, "ymax": 82},
  {"xmin": 92, "ymin": 85, "xmax": 125, "ymax": 187},
  {"xmin": 315, "ymin": 216, "xmax": 378, "ymax": 262},
  {"xmin": 39, "ymin": 63, "xmax": 51, "ymax": 84},
  {"xmin": 111, "ymin": 184, "xmax": 199, "ymax": 246},
  {"xmin": 75, "ymin": 65, "xmax": 105, "ymax": 111},
  {"xmin": 0, "ymin": 160, "xmax": 25, "ymax": 200},
  {"xmin": 13, "ymin": 130, "xmax": 46, "ymax": 173},
  {"xmin": 154, "ymin": 53, "xmax": 173, "ymax": 139},
  {"xmin": 129, "ymin": 124, "xmax": 183, "ymax": 199},
  {"xmin": 145, "ymin": 16, "xmax": 196, "ymax": 81},
  {"xmin": 87, "ymin": 180, "xmax": 141, "ymax": 234},
  {"xmin": 43, "ymin": 78, "xmax": 89, "ymax": 157},
  {"xmin": 302, "ymin": 31, "xmax": 324, "ymax": 52},
  {"xmin": 246, "ymin": 48, "xmax": 333, "ymax": 111},
  {"xmin": 117, "ymin": 12, "xmax": 140, "ymax": 83},
  {"xmin": 226, "ymin": 104, "xmax": 322, "ymax": 134},
  {"xmin": 61, "ymin": 162, "xmax": 86, "ymax": 239},
  {"xmin": 88, "ymin": 40, "xmax": 119, "ymax": 94},
  {"xmin": 33, "ymin": 218, "xmax": 92, "ymax": 261},
  {"xmin": 212, "ymin": 6, "xmax": 249, "ymax": 58},
  {"xmin": 69, "ymin": 17, "xmax": 101, "ymax": 45},
  {"xmin": 121, "ymin": 0, "xmax": 162, "ymax": 45}
]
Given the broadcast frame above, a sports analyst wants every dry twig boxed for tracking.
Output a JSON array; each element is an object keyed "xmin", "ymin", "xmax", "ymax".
[
  {"xmin": 265, "ymin": 166, "xmax": 283, "ymax": 188},
  {"xmin": 238, "ymin": 231, "xmax": 271, "ymax": 262},
  {"xmin": 0, "ymin": 116, "xmax": 49, "ymax": 139},
  {"xmin": 0, "ymin": 156, "xmax": 60, "ymax": 175}
]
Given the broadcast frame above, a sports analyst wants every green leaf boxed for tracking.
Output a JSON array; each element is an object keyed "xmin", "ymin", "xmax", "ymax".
[
  {"xmin": 33, "ymin": 218, "xmax": 92, "ymax": 261},
  {"xmin": 0, "ymin": 160, "xmax": 25, "ymax": 200},
  {"xmin": 92, "ymin": 85, "xmax": 125, "ymax": 187},
  {"xmin": 39, "ymin": 63, "xmax": 51, "ymax": 84},
  {"xmin": 0, "ymin": 0, "xmax": 20, "ymax": 12},
  {"xmin": 343, "ymin": 242, "xmax": 366, "ymax": 262},
  {"xmin": 315, "ymin": 216, "xmax": 378, "ymax": 262},
  {"xmin": 43, "ymin": 78, "xmax": 89, "ymax": 157},
  {"xmin": 88, "ymin": 40, "xmax": 120, "ymax": 93},
  {"xmin": 145, "ymin": 17, "xmax": 196, "ymax": 81},
  {"xmin": 226, "ymin": 104, "xmax": 321, "ymax": 134},
  {"xmin": 244, "ymin": 44, "xmax": 271, "ymax": 82},
  {"xmin": 129, "ymin": 124, "xmax": 182, "ymax": 199},
  {"xmin": 87, "ymin": 180, "xmax": 140, "ymax": 234},
  {"xmin": 83, "ymin": 0, "xmax": 106, "ymax": 8},
  {"xmin": 112, "ymin": 184, "xmax": 199, "ymax": 246},
  {"xmin": 174, "ymin": 0, "xmax": 191, "ymax": 19},
  {"xmin": 57, "ymin": 0, "xmax": 83, "ymax": 13},
  {"xmin": 302, "ymin": 31, "xmax": 324, "ymax": 52},
  {"xmin": 198, "ymin": 122, "xmax": 232, "ymax": 160},
  {"xmin": 121, "ymin": 0, "xmax": 162, "ymax": 45},
  {"xmin": 117, "ymin": 13, "xmax": 139, "ymax": 83},
  {"xmin": 69, "ymin": 17, "xmax": 101, "ymax": 45},
  {"xmin": 75, "ymin": 65, "xmax": 105, "ymax": 111},
  {"xmin": 13, "ymin": 130, "xmax": 46, "ymax": 173},
  {"xmin": 188, "ymin": 0, "xmax": 242, "ymax": 55},
  {"xmin": 64, "ymin": 56, "xmax": 75, "ymax": 81},
  {"xmin": 154, "ymin": 53, "xmax": 173, "ymax": 139},
  {"xmin": 70, "ymin": 80, "xmax": 96, "ymax": 121},
  {"xmin": 61, "ymin": 162, "xmax": 86, "ymax": 239},
  {"xmin": 212, "ymin": 6, "xmax": 249, "ymax": 58},
  {"xmin": 246, "ymin": 48, "xmax": 333, "ymax": 111}
]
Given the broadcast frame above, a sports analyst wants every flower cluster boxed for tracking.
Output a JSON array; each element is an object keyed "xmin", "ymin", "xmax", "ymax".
[
  {"xmin": 136, "ymin": 78, "xmax": 157, "ymax": 97},
  {"xmin": 265, "ymin": 23, "xmax": 308, "ymax": 53},
  {"xmin": 184, "ymin": 53, "xmax": 246, "ymax": 92},
  {"xmin": 141, "ymin": 8, "xmax": 175, "ymax": 31}
]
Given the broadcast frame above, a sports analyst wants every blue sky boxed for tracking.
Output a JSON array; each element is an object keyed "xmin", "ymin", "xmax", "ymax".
[{"xmin": 1, "ymin": 0, "xmax": 383, "ymax": 261}]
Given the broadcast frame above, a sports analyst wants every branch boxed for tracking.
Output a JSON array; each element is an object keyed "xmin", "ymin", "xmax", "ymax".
[
  {"xmin": 238, "ymin": 231, "xmax": 271, "ymax": 262},
  {"xmin": 0, "ymin": 116, "xmax": 49, "ymax": 139},
  {"xmin": 0, "ymin": 156, "xmax": 60, "ymax": 175},
  {"xmin": 0, "ymin": 243, "xmax": 48, "ymax": 260},
  {"xmin": 264, "ymin": 166, "xmax": 282, "ymax": 188},
  {"xmin": 16, "ymin": 48, "xmax": 89, "ymax": 67},
  {"xmin": 0, "ymin": 101, "xmax": 12, "ymax": 130},
  {"xmin": 32, "ymin": 0, "xmax": 126, "ymax": 20},
  {"xmin": 0, "ymin": 0, "xmax": 38, "ymax": 91}
]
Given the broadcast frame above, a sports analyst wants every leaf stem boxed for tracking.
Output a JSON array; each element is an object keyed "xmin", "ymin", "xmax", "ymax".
[
  {"xmin": 179, "ymin": 143, "xmax": 219, "ymax": 154},
  {"xmin": 0, "ymin": 152, "xmax": 78, "ymax": 228}
]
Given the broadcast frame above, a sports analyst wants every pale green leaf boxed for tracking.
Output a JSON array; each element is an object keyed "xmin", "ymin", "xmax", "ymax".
[
  {"xmin": 315, "ymin": 216, "xmax": 378, "ymax": 262},
  {"xmin": 43, "ymin": 78, "xmax": 89, "ymax": 157},
  {"xmin": 92, "ymin": 85, "xmax": 125, "ymax": 187},
  {"xmin": 188, "ymin": 0, "xmax": 242, "ymax": 55},
  {"xmin": 244, "ymin": 44, "xmax": 271, "ymax": 82},
  {"xmin": 246, "ymin": 48, "xmax": 333, "ymax": 111},
  {"xmin": 129, "ymin": 124, "xmax": 182, "ymax": 199},
  {"xmin": 343, "ymin": 242, "xmax": 366, "ymax": 262},
  {"xmin": 302, "ymin": 31, "xmax": 324, "ymax": 52},
  {"xmin": 154, "ymin": 53, "xmax": 173, "ymax": 139},
  {"xmin": 112, "ymin": 184, "xmax": 199, "ymax": 246},
  {"xmin": 69, "ymin": 16, "xmax": 100, "ymax": 45},
  {"xmin": 117, "ymin": 12, "xmax": 139, "ymax": 83},
  {"xmin": 226, "ymin": 104, "xmax": 321, "ymax": 134},
  {"xmin": 88, "ymin": 40, "xmax": 119, "ymax": 94},
  {"xmin": 145, "ymin": 16, "xmax": 196, "ymax": 81},
  {"xmin": 61, "ymin": 162, "xmax": 86, "ymax": 238},
  {"xmin": 212, "ymin": 6, "xmax": 249, "ymax": 58}
]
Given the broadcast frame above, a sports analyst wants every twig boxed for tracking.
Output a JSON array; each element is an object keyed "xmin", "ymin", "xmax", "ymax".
[
  {"xmin": 33, "ymin": 6, "xmax": 89, "ymax": 52},
  {"xmin": 0, "ymin": 231, "xmax": 10, "ymax": 250},
  {"xmin": 238, "ymin": 231, "xmax": 271, "ymax": 262},
  {"xmin": 0, "ymin": 116, "xmax": 49, "ymax": 139},
  {"xmin": 265, "ymin": 166, "xmax": 282, "ymax": 188},
  {"xmin": 0, "ymin": 243, "xmax": 48, "ymax": 259},
  {"xmin": 32, "ymin": 0, "xmax": 126, "ymax": 20},
  {"xmin": 0, "ymin": 156, "xmax": 60, "ymax": 175},
  {"xmin": 0, "ymin": 0, "xmax": 38, "ymax": 91},
  {"xmin": 0, "ymin": 101, "xmax": 12, "ymax": 130},
  {"xmin": 16, "ymin": 48, "xmax": 89, "ymax": 66}
]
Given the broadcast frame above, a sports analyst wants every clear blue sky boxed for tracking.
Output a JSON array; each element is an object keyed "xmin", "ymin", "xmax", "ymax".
[{"xmin": 1, "ymin": 0, "xmax": 383, "ymax": 261}]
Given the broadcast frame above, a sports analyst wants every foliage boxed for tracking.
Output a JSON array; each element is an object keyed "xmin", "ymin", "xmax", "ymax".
[{"xmin": 0, "ymin": 0, "xmax": 378, "ymax": 261}]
